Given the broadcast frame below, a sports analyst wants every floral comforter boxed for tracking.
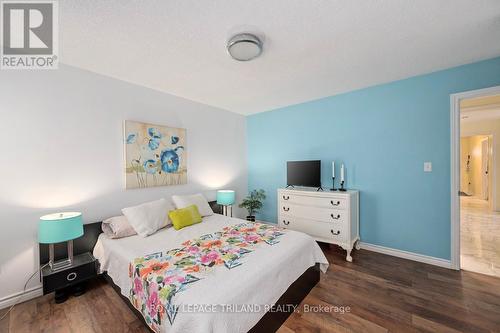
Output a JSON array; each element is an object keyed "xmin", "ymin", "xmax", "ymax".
[{"xmin": 128, "ymin": 222, "xmax": 286, "ymax": 332}]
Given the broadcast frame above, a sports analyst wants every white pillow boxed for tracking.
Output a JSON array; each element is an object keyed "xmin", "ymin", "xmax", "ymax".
[
  {"xmin": 121, "ymin": 198, "xmax": 172, "ymax": 237},
  {"xmin": 172, "ymin": 193, "xmax": 213, "ymax": 217},
  {"xmin": 102, "ymin": 215, "xmax": 137, "ymax": 239}
]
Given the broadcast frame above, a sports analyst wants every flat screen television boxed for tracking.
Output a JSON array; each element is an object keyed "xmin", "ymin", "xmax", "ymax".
[{"xmin": 287, "ymin": 160, "xmax": 321, "ymax": 188}]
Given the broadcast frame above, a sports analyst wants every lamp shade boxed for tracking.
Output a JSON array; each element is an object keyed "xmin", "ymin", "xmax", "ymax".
[
  {"xmin": 38, "ymin": 212, "xmax": 84, "ymax": 244},
  {"xmin": 217, "ymin": 190, "xmax": 235, "ymax": 206}
]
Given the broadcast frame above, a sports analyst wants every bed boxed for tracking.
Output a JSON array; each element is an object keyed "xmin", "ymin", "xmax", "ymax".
[{"xmin": 92, "ymin": 214, "xmax": 329, "ymax": 333}]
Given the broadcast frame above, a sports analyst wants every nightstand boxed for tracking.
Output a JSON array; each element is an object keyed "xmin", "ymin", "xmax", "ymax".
[{"xmin": 42, "ymin": 252, "xmax": 97, "ymax": 303}]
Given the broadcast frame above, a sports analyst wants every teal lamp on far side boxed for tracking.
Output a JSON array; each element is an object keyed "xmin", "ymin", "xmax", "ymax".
[
  {"xmin": 39, "ymin": 212, "xmax": 84, "ymax": 271},
  {"xmin": 217, "ymin": 190, "xmax": 235, "ymax": 217}
]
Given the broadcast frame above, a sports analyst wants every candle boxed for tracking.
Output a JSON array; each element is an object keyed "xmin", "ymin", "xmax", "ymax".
[
  {"xmin": 341, "ymin": 164, "xmax": 345, "ymax": 182},
  {"xmin": 332, "ymin": 162, "xmax": 335, "ymax": 178}
]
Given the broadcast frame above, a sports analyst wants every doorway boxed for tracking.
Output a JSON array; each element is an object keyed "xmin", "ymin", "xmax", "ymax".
[
  {"xmin": 451, "ymin": 86, "xmax": 500, "ymax": 276},
  {"xmin": 460, "ymin": 135, "xmax": 491, "ymax": 200},
  {"xmin": 481, "ymin": 138, "xmax": 489, "ymax": 201}
]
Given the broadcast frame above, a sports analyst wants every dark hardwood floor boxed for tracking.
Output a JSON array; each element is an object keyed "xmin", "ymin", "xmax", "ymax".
[{"xmin": 2, "ymin": 244, "xmax": 500, "ymax": 333}]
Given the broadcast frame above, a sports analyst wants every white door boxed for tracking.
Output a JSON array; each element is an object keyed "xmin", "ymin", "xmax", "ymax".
[{"xmin": 481, "ymin": 139, "xmax": 489, "ymax": 200}]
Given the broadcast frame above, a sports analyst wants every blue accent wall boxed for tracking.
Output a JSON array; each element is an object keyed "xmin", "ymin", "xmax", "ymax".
[{"xmin": 247, "ymin": 57, "xmax": 500, "ymax": 260}]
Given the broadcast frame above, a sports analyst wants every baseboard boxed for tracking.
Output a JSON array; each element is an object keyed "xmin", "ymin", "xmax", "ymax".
[
  {"xmin": 0, "ymin": 285, "xmax": 43, "ymax": 310},
  {"xmin": 359, "ymin": 242, "xmax": 452, "ymax": 269}
]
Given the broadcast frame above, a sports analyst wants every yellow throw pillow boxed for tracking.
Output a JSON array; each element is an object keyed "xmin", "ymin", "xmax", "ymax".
[{"xmin": 168, "ymin": 205, "xmax": 202, "ymax": 230}]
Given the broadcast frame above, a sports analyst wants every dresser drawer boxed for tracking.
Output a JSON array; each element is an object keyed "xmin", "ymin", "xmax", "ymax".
[
  {"xmin": 43, "ymin": 261, "xmax": 96, "ymax": 294},
  {"xmin": 279, "ymin": 193, "xmax": 348, "ymax": 210},
  {"xmin": 279, "ymin": 216, "xmax": 346, "ymax": 242},
  {"xmin": 279, "ymin": 203, "xmax": 347, "ymax": 223}
]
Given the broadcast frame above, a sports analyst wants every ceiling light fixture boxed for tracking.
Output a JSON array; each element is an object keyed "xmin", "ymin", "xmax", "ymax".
[{"xmin": 227, "ymin": 33, "xmax": 263, "ymax": 61}]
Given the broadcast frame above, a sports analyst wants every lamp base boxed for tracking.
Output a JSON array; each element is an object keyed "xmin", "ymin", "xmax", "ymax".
[
  {"xmin": 221, "ymin": 205, "xmax": 233, "ymax": 217},
  {"xmin": 48, "ymin": 240, "xmax": 74, "ymax": 272},
  {"xmin": 50, "ymin": 258, "xmax": 72, "ymax": 272}
]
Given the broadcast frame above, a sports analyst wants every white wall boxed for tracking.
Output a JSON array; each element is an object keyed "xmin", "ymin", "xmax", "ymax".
[{"xmin": 0, "ymin": 65, "xmax": 247, "ymax": 303}]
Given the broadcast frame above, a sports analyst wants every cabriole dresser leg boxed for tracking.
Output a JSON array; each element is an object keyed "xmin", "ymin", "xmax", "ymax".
[{"xmin": 346, "ymin": 249, "xmax": 353, "ymax": 262}]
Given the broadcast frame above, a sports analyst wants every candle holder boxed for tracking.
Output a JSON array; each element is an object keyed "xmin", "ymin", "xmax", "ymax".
[
  {"xmin": 339, "ymin": 180, "xmax": 347, "ymax": 191},
  {"xmin": 330, "ymin": 177, "xmax": 337, "ymax": 191}
]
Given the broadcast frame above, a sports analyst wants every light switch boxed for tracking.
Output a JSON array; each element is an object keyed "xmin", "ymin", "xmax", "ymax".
[{"xmin": 424, "ymin": 162, "xmax": 432, "ymax": 172}]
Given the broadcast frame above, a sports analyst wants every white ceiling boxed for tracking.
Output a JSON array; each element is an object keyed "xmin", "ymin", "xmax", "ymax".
[{"xmin": 60, "ymin": 0, "xmax": 500, "ymax": 115}]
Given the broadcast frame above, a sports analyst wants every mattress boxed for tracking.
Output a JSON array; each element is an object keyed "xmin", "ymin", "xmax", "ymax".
[{"xmin": 93, "ymin": 214, "xmax": 329, "ymax": 333}]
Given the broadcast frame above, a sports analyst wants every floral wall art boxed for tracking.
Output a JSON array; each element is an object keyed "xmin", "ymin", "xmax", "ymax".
[{"xmin": 124, "ymin": 120, "xmax": 187, "ymax": 189}]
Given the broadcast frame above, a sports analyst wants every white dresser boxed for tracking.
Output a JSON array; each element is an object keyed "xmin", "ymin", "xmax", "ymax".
[{"xmin": 277, "ymin": 188, "xmax": 360, "ymax": 262}]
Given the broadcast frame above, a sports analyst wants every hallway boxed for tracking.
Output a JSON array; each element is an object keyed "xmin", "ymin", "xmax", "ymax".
[{"xmin": 461, "ymin": 196, "xmax": 500, "ymax": 277}]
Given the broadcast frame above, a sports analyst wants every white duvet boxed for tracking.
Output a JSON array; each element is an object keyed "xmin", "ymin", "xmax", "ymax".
[{"xmin": 93, "ymin": 214, "xmax": 329, "ymax": 333}]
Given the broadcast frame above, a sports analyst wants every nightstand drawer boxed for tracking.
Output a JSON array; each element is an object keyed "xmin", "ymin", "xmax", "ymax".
[{"xmin": 43, "ymin": 260, "xmax": 96, "ymax": 294}]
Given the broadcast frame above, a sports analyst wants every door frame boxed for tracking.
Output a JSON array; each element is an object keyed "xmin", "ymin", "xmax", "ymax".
[{"xmin": 450, "ymin": 85, "xmax": 500, "ymax": 270}]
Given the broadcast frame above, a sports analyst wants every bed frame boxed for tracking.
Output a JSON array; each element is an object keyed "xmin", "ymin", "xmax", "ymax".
[{"xmin": 39, "ymin": 202, "xmax": 320, "ymax": 332}]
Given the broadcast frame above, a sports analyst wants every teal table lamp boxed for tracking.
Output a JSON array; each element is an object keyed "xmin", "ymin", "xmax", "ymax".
[
  {"xmin": 39, "ymin": 212, "xmax": 84, "ymax": 271},
  {"xmin": 217, "ymin": 190, "xmax": 235, "ymax": 217}
]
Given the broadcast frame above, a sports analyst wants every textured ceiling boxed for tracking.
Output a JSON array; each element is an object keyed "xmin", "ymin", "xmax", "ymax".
[{"xmin": 60, "ymin": 0, "xmax": 500, "ymax": 115}]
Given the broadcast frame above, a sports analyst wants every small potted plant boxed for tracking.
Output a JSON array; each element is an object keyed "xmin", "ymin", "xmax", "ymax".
[{"xmin": 239, "ymin": 189, "xmax": 266, "ymax": 222}]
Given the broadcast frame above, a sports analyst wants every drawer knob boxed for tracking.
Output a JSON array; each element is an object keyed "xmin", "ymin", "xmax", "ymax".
[
  {"xmin": 283, "ymin": 220, "xmax": 290, "ymax": 226},
  {"xmin": 67, "ymin": 272, "xmax": 77, "ymax": 281},
  {"xmin": 331, "ymin": 200, "xmax": 340, "ymax": 206},
  {"xmin": 331, "ymin": 214, "xmax": 341, "ymax": 220},
  {"xmin": 331, "ymin": 230, "xmax": 340, "ymax": 236},
  {"xmin": 282, "ymin": 195, "xmax": 290, "ymax": 200},
  {"xmin": 283, "ymin": 207, "xmax": 290, "ymax": 212}
]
